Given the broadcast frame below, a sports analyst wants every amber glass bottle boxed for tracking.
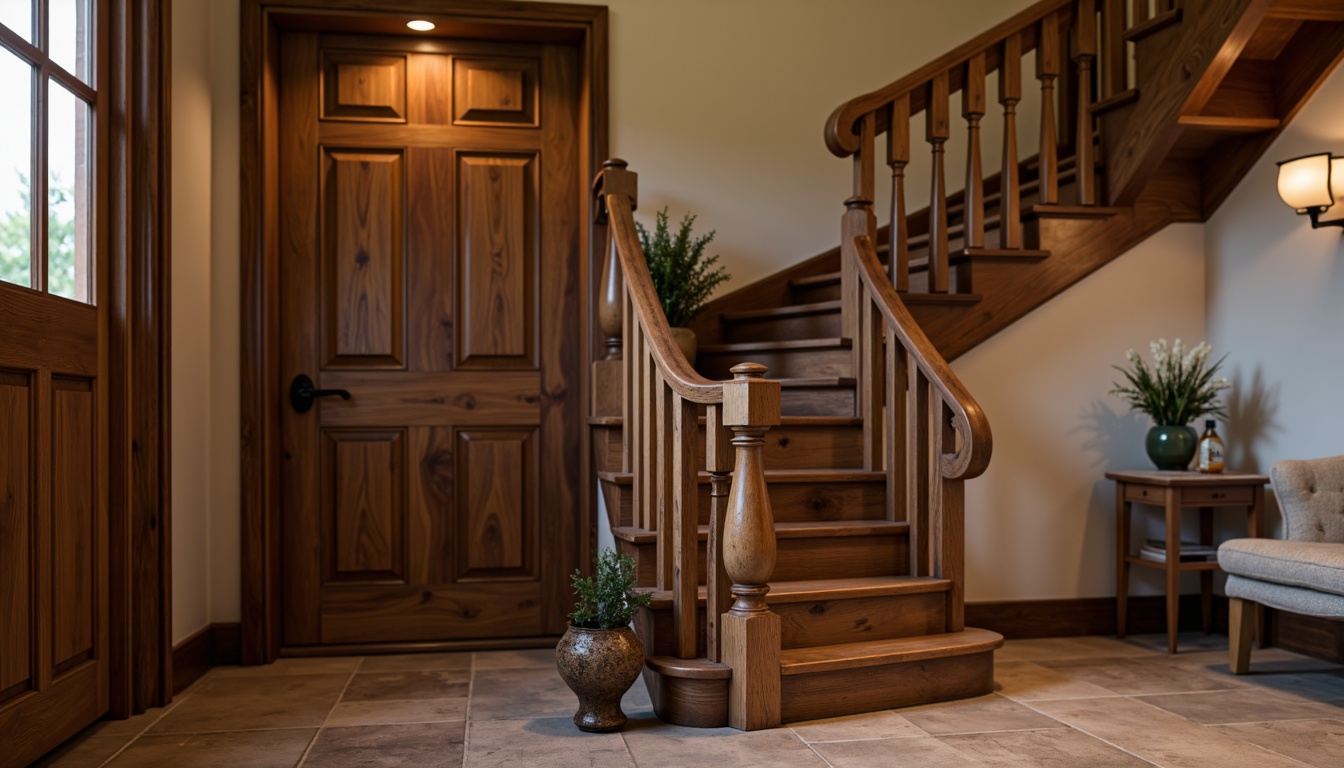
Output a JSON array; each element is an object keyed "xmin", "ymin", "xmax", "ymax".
[{"xmin": 1197, "ymin": 420, "xmax": 1225, "ymax": 473}]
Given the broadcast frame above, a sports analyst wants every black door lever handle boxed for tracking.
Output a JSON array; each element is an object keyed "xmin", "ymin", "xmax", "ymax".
[{"xmin": 290, "ymin": 374, "xmax": 351, "ymax": 413}]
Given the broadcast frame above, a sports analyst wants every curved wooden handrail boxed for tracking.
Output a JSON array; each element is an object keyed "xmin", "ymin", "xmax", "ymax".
[
  {"xmin": 605, "ymin": 192, "xmax": 725, "ymax": 405},
  {"xmin": 824, "ymin": 0, "xmax": 1071, "ymax": 157},
  {"xmin": 851, "ymin": 234, "xmax": 992, "ymax": 480}
]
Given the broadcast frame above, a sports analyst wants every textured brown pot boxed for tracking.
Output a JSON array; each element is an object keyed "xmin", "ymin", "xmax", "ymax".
[
  {"xmin": 555, "ymin": 624, "xmax": 645, "ymax": 732},
  {"xmin": 670, "ymin": 327, "xmax": 697, "ymax": 365}
]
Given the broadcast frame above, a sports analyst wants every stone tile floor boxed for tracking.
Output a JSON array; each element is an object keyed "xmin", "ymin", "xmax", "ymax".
[{"xmin": 33, "ymin": 633, "xmax": 1344, "ymax": 767}]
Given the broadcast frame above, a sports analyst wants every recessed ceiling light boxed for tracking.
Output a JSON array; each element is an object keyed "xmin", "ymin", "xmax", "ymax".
[{"xmin": 406, "ymin": 19, "xmax": 435, "ymax": 31}]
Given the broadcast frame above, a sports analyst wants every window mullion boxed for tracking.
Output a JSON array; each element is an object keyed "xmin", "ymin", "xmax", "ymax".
[{"xmin": 36, "ymin": 60, "xmax": 48, "ymax": 293}]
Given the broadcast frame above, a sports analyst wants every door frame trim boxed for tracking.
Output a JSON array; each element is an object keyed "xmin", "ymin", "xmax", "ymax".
[{"xmin": 239, "ymin": 0, "xmax": 607, "ymax": 664}]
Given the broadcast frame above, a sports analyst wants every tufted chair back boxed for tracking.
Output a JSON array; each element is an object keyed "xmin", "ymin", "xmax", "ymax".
[{"xmin": 1271, "ymin": 456, "xmax": 1344, "ymax": 543}]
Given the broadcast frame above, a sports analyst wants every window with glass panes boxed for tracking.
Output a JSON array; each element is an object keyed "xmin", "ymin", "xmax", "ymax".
[{"xmin": 0, "ymin": 1, "xmax": 93, "ymax": 303}]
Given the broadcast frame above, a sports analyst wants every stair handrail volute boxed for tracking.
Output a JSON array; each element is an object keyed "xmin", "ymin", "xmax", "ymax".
[{"xmin": 595, "ymin": 160, "xmax": 783, "ymax": 730}]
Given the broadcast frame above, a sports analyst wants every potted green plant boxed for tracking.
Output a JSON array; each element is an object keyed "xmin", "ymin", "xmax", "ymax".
[
  {"xmin": 1111, "ymin": 338, "xmax": 1232, "ymax": 470},
  {"xmin": 555, "ymin": 548, "xmax": 653, "ymax": 732},
  {"xmin": 637, "ymin": 207, "xmax": 730, "ymax": 364}
]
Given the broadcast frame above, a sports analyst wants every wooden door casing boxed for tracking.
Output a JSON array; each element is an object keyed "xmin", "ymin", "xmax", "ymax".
[{"xmin": 278, "ymin": 32, "xmax": 583, "ymax": 648}]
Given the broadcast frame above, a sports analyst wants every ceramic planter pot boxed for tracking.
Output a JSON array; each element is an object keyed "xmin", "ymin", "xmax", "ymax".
[
  {"xmin": 1146, "ymin": 425, "xmax": 1197, "ymax": 471},
  {"xmin": 555, "ymin": 624, "xmax": 645, "ymax": 732}
]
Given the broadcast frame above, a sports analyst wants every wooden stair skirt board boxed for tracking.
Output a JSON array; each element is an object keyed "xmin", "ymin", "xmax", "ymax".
[{"xmin": 636, "ymin": 628, "xmax": 1002, "ymax": 727}]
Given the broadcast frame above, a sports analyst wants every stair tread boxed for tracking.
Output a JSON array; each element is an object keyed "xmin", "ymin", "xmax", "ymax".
[
  {"xmin": 1090, "ymin": 88, "xmax": 1139, "ymax": 116},
  {"xmin": 599, "ymin": 468, "xmax": 883, "ymax": 485},
  {"xmin": 1025, "ymin": 203, "xmax": 1126, "ymax": 219},
  {"xmin": 640, "ymin": 576, "xmax": 951, "ymax": 608},
  {"xmin": 645, "ymin": 656, "xmax": 732, "ymax": 679},
  {"xmin": 778, "ymin": 376, "xmax": 856, "ymax": 388},
  {"xmin": 1177, "ymin": 115, "xmax": 1280, "ymax": 132},
  {"xmin": 1123, "ymin": 7, "xmax": 1181, "ymax": 42},
  {"xmin": 899, "ymin": 293, "xmax": 983, "ymax": 305},
  {"xmin": 789, "ymin": 244, "xmax": 1050, "ymax": 292},
  {"xmin": 613, "ymin": 519, "xmax": 908, "ymax": 545},
  {"xmin": 779, "ymin": 628, "xmax": 1004, "ymax": 676},
  {"xmin": 699, "ymin": 337, "xmax": 852, "ymax": 354},
  {"xmin": 721, "ymin": 301, "xmax": 845, "ymax": 323},
  {"xmin": 589, "ymin": 414, "xmax": 862, "ymax": 428}
]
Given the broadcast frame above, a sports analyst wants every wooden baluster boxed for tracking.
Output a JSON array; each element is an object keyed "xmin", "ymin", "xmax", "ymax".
[
  {"xmin": 720, "ymin": 363, "xmax": 782, "ymax": 732},
  {"xmin": 671, "ymin": 393, "xmax": 698, "ymax": 659},
  {"xmin": 705, "ymin": 405, "xmax": 733, "ymax": 663},
  {"xmin": 999, "ymin": 35, "xmax": 1023, "ymax": 249},
  {"xmin": 859, "ymin": 288, "xmax": 883, "ymax": 471},
  {"xmin": 963, "ymin": 54, "xmax": 987, "ymax": 252},
  {"xmin": 1037, "ymin": 13, "xmax": 1061, "ymax": 206},
  {"xmin": 907, "ymin": 365, "xmax": 931, "ymax": 577},
  {"xmin": 1104, "ymin": 0, "xmax": 1127, "ymax": 98},
  {"xmin": 596, "ymin": 160, "xmax": 632, "ymax": 360},
  {"xmin": 1076, "ymin": 0, "xmax": 1098, "ymax": 205},
  {"xmin": 622, "ymin": 295, "xmax": 635, "ymax": 475},
  {"xmin": 887, "ymin": 97, "xmax": 910, "ymax": 290},
  {"xmin": 886, "ymin": 330, "xmax": 907, "ymax": 526},
  {"xmin": 927, "ymin": 72, "xmax": 950, "ymax": 292},
  {"xmin": 657, "ymin": 376, "xmax": 673, "ymax": 589},
  {"xmin": 642, "ymin": 342, "xmax": 657, "ymax": 532},
  {"xmin": 626, "ymin": 308, "xmax": 642, "ymax": 515},
  {"xmin": 933, "ymin": 402, "xmax": 965, "ymax": 632}
]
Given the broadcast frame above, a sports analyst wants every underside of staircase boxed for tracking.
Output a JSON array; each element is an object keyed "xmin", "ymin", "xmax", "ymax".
[{"xmin": 590, "ymin": 0, "xmax": 1344, "ymax": 731}]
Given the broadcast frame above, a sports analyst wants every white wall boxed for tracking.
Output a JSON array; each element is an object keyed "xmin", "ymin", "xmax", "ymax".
[
  {"xmin": 1205, "ymin": 66, "xmax": 1344, "ymax": 527},
  {"xmin": 954, "ymin": 225, "xmax": 1207, "ymax": 601}
]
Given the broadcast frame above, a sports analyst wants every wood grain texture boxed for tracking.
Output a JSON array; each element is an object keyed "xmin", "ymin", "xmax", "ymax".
[
  {"xmin": 453, "ymin": 57, "xmax": 539, "ymax": 126},
  {"xmin": 324, "ymin": 149, "xmax": 404, "ymax": 366},
  {"xmin": 327, "ymin": 430, "xmax": 405, "ymax": 580},
  {"xmin": 457, "ymin": 153, "xmax": 535, "ymax": 367},
  {"xmin": 0, "ymin": 375, "xmax": 32, "ymax": 701},
  {"xmin": 721, "ymin": 611, "xmax": 781, "ymax": 731},
  {"xmin": 407, "ymin": 147, "xmax": 455, "ymax": 372},
  {"xmin": 456, "ymin": 429, "xmax": 536, "ymax": 578},
  {"xmin": 322, "ymin": 51, "xmax": 406, "ymax": 121},
  {"xmin": 51, "ymin": 379, "xmax": 95, "ymax": 671},
  {"xmin": 780, "ymin": 648, "xmax": 994, "ymax": 722}
]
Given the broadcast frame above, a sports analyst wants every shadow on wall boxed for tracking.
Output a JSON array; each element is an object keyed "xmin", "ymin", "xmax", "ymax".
[
  {"xmin": 1075, "ymin": 399, "xmax": 1150, "ymax": 472},
  {"xmin": 1224, "ymin": 364, "xmax": 1280, "ymax": 475}
]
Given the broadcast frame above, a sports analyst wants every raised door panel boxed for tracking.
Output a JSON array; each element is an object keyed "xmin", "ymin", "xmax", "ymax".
[
  {"xmin": 456, "ymin": 153, "xmax": 536, "ymax": 369},
  {"xmin": 322, "ymin": 51, "xmax": 407, "ymax": 122},
  {"xmin": 324, "ymin": 430, "xmax": 406, "ymax": 584},
  {"xmin": 455, "ymin": 428, "xmax": 537, "ymax": 581},
  {"xmin": 0, "ymin": 372, "xmax": 32, "ymax": 703},
  {"xmin": 453, "ymin": 57, "xmax": 539, "ymax": 126},
  {"xmin": 323, "ymin": 149, "xmax": 405, "ymax": 369},
  {"xmin": 50, "ymin": 377, "xmax": 95, "ymax": 674}
]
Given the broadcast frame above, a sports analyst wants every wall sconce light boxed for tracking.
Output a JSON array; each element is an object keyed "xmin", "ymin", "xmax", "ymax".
[{"xmin": 1277, "ymin": 152, "xmax": 1344, "ymax": 228}]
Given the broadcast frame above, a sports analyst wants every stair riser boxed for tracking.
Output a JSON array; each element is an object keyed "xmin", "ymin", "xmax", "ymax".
[
  {"xmin": 698, "ymin": 348, "xmax": 851, "ymax": 380},
  {"xmin": 722, "ymin": 312, "xmax": 841, "ymax": 344},
  {"xmin": 599, "ymin": 422, "xmax": 867, "ymax": 478},
  {"xmin": 781, "ymin": 651, "xmax": 995, "ymax": 722},
  {"xmin": 776, "ymin": 591, "xmax": 947, "ymax": 650},
  {"xmin": 618, "ymin": 532, "xmax": 907, "ymax": 589},
  {"xmin": 782, "ymin": 386, "xmax": 854, "ymax": 417},
  {"xmin": 602, "ymin": 476, "xmax": 885, "ymax": 529}
]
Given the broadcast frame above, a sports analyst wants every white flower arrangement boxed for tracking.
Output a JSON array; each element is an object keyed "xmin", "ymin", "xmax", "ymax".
[{"xmin": 1111, "ymin": 338, "xmax": 1231, "ymax": 426}]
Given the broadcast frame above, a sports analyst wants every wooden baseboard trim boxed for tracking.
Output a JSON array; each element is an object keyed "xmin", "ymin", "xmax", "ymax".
[
  {"xmin": 280, "ymin": 635, "xmax": 562, "ymax": 657},
  {"xmin": 172, "ymin": 623, "xmax": 243, "ymax": 695},
  {"xmin": 967, "ymin": 595, "xmax": 1224, "ymax": 639}
]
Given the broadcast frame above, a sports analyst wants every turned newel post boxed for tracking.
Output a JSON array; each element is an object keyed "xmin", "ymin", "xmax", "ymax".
[
  {"xmin": 595, "ymin": 158, "xmax": 637, "ymax": 360},
  {"xmin": 720, "ymin": 362, "xmax": 782, "ymax": 731}
]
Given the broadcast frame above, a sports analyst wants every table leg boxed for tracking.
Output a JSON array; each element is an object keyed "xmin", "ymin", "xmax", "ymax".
[
  {"xmin": 1116, "ymin": 488, "xmax": 1131, "ymax": 638},
  {"xmin": 1200, "ymin": 507, "xmax": 1213, "ymax": 634},
  {"xmin": 1165, "ymin": 489, "xmax": 1181, "ymax": 653}
]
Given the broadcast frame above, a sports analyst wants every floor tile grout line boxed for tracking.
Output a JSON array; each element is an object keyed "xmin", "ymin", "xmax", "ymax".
[
  {"xmin": 1011, "ymin": 696, "xmax": 1166, "ymax": 767},
  {"xmin": 295, "ymin": 655, "xmax": 364, "ymax": 767},
  {"xmin": 95, "ymin": 673, "xmax": 198, "ymax": 767}
]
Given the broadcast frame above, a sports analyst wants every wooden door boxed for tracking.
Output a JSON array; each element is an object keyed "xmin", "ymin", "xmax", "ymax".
[
  {"xmin": 277, "ymin": 32, "xmax": 583, "ymax": 647},
  {"xmin": 0, "ymin": 3, "xmax": 110, "ymax": 764}
]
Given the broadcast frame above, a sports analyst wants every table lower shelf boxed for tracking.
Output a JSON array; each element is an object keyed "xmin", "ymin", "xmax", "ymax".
[{"xmin": 1125, "ymin": 555, "xmax": 1220, "ymax": 572}]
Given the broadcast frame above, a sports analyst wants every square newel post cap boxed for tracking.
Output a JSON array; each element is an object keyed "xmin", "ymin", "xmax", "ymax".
[
  {"xmin": 594, "ymin": 158, "xmax": 637, "ymax": 217},
  {"xmin": 722, "ymin": 363, "xmax": 781, "ymax": 427}
]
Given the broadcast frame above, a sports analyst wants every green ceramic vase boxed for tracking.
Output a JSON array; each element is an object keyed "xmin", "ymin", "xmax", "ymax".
[{"xmin": 1145, "ymin": 425, "xmax": 1197, "ymax": 471}]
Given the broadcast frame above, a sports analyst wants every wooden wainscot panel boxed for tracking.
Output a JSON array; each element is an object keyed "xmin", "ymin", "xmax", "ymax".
[
  {"xmin": 322, "ymin": 148, "xmax": 406, "ymax": 369},
  {"xmin": 0, "ymin": 371, "xmax": 33, "ymax": 704},
  {"xmin": 51, "ymin": 376, "xmax": 95, "ymax": 676},
  {"xmin": 454, "ymin": 428, "xmax": 538, "ymax": 581},
  {"xmin": 322, "ymin": 50, "xmax": 407, "ymax": 122},
  {"xmin": 323, "ymin": 429, "xmax": 407, "ymax": 584},
  {"xmin": 455, "ymin": 153, "xmax": 537, "ymax": 369},
  {"xmin": 453, "ymin": 57, "xmax": 539, "ymax": 126}
]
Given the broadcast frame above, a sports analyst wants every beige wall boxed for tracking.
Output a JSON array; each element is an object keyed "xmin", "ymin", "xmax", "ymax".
[
  {"xmin": 172, "ymin": 0, "xmax": 1325, "ymax": 639},
  {"xmin": 1205, "ymin": 66, "xmax": 1344, "ymax": 511}
]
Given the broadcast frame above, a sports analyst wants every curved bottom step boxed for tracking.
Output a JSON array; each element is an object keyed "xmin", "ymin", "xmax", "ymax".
[{"xmin": 642, "ymin": 628, "xmax": 1003, "ymax": 728}]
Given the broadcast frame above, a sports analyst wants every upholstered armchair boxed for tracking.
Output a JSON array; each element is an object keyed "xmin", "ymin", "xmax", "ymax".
[{"xmin": 1218, "ymin": 455, "xmax": 1344, "ymax": 673}]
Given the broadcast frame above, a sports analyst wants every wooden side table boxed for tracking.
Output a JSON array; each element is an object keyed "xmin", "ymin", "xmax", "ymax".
[{"xmin": 1107, "ymin": 470, "xmax": 1269, "ymax": 653}]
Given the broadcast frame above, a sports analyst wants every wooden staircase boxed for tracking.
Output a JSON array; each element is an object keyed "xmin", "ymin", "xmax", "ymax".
[{"xmin": 588, "ymin": 0, "xmax": 1344, "ymax": 732}]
